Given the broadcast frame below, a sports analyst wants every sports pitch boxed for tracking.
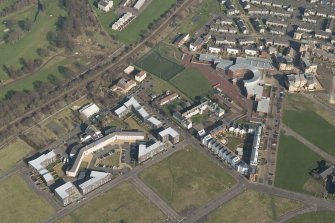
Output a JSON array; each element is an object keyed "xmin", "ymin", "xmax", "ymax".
[
  {"xmin": 135, "ymin": 51, "xmax": 184, "ymax": 81},
  {"xmin": 139, "ymin": 145, "xmax": 236, "ymax": 213}
]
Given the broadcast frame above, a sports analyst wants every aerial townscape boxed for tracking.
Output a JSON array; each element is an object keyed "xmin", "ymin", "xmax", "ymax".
[{"xmin": 2, "ymin": 0, "xmax": 335, "ymax": 222}]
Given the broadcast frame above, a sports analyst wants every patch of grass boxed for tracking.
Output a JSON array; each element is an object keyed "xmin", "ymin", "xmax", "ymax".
[
  {"xmin": 149, "ymin": 74, "xmax": 190, "ymax": 100},
  {"xmin": 154, "ymin": 42, "xmax": 183, "ymax": 64},
  {"xmin": 139, "ymin": 145, "xmax": 236, "ymax": 213},
  {"xmin": 0, "ymin": 1, "xmax": 66, "ymax": 80},
  {"xmin": 191, "ymin": 113, "xmax": 209, "ymax": 124},
  {"xmin": 57, "ymin": 182, "xmax": 165, "ymax": 223},
  {"xmin": 287, "ymin": 211, "xmax": 335, "ymax": 223},
  {"xmin": 0, "ymin": 138, "xmax": 34, "ymax": 175},
  {"xmin": 99, "ymin": 151, "xmax": 120, "ymax": 167},
  {"xmin": 135, "ymin": 51, "xmax": 184, "ymax": 80},
  {"xmin": 0, "ymin": 175, "xmax": 54, "ymax": 223},
  {"xmin": 108, "ymin": 0, "xmax": 178, "ymax": 44},
  {"xmin": 274, "ymin": 134, "xmax": 324, "ymax": 194},
  {"xmin": 170, "ymin": 68, "xmax": 213, "ymax": 100},
  {"xmin": 176, "ymin": 0, "xmax": 221, "ymax": 35},
  {"xmin": 124, "ymin": 116, "xmax": 148, "ymax": 133},
  {"xmin": 53, "ymin": 162, "xmax": 65, "ymax": 178},
  {"xmin": 225, "ymin": 136, "xmax": 244, "ymax": 151},
  {"xmin": 205, "ymin": 190, "xmax": 303, "ymax": 223}
]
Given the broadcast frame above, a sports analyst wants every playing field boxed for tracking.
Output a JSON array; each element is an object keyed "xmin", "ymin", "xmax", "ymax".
[
  {"xmin": 283, "ymin": 94, "xmax": 335, "ymax": 156},
  {"xmin": 57, "ymin": 182, "xmax": 165, "ymax": 223},
  {"xmin": 135, "ymin": 51, "xmax": 184, "ymax": 80},
  {"xmin": 154, "ymin": 42, "xmax": 184, "ymax": 64},
  {"xmin": 205, "ymin": 190, "xmax": 303, "ymax": 223},
  {"xmin": 287, "ymin": 211, "xmax": 335, "ymax": 223},
  {"xmin": 0, "ymin": 175, "xmax": 54, "ymax": 223},
  {"xmin": 274, "ymin": 134, "xmax": 324, "ymax": 194},
  {"xmin": 0, "ymin": 138, "xmax": 34, "ymax": 175},
  {"xmin": 139, "ymin": 145, "xmax": 236, "ymax": 213},
  {"xmin": 170, "ymin": 68, "xmax": 213, "ymax": 100},
  {"xmin": 108, "ymin": 0, "xmax": 178, "ymax": 44}
]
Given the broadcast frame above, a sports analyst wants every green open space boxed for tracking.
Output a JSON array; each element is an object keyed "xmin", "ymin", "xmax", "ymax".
[
  {"xmin": 205, "ymin": 190, "xmax": 303, "ymax": 223},
  {"xmin": 0, "ymin": 174, "xmax": 54, "ymax": 223},
  {"xmin": 124, "ymin": 116, "xmax": 148, "ymax": 133},
  {"xmin": 0, "ymin": 1, "xmax": 66, "ymax": 80},
  {"xmin": 287, "ymin": 211, "xmax": 335, "ymax": 223},
  {"xmin": 175, "ymin": 0, "xmax": 221, "ymax": 35},
  {"xmin": 283, "ymin": 93, "xmax": 335, "ymax": 156},
  {"xmin": 170, "ymin": 68, "xmax": 213, "ymax": 100},
  {"xmin": 0, "ymin": 138, "xmax": 34, "ymax": 175},
  {"xmin": 0, "ymin": 0, "xmax": 17, "ymax": 10},
  {"xmin": 108, "ymin": 0, "xmax": 177, "ymax": 44},
  {"xmin": 139, "ymin": 145, "xmax": 236, "ymax": 213},
  {"xmin": 57, "ymin": 182, "xmax": 165, "ymax": 223},
  {"xmin": 154, "ymin": 42, "xmax": 183, "ymax": 64},
  {"xmin": 274, "ymin": 134, "xmax": 324, "ymax": 194},
  {"xmin": 135, "ymin": 50, "xmax": 184, "ymax": 81}
]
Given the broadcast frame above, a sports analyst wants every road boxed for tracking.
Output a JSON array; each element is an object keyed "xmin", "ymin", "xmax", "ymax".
[{"xmin": 282, "ymin": 124, "xmax": 335, "ymax": 163}]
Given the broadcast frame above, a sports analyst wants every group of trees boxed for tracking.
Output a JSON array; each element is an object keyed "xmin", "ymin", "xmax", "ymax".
[
  {"xmin": 3, "ymin": 17, "xmax": 33, "ymax": 44},
  {"xmin": 2, "ymin": 58, "xmax": 42, "ymax": 79},
  {"xmin": 0, "ymin": 0, "xmax": 36, "ymax": 18}
]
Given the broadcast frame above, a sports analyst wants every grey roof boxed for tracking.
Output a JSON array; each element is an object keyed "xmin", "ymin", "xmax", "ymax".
[
  {"xmin": 79, "ymin": 171, "xmax": 111, "ymax": 191},
  {"xmin": 159, "ymin": 127, "xmax": 179, "ymax": 138},
  {"xmin": 55, "ymin": 182, "xmax": 76, "ymax": 200},
  {"xmin": 257, "ymin": 97, "xmax": 270, "ymax": 113},
  {"xmin": 216, "ymin": 59, "xmax": 234, "ymax": 70}
]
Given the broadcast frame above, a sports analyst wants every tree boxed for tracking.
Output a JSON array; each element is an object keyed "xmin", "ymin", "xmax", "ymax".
[
  {"xmin": 47, "ymin": 74, "xmax": 62, "ymax": 86},
  {"xmin": 18, "ymin": 18, "xmax": 32, "ymax": 31},
  {"xmin": 36, "ymin": 48, "xmax": 49, "ymax": 57},
  {"xmin": 3, "ymin": 29, "xmax": 23, "ymax": 44}
]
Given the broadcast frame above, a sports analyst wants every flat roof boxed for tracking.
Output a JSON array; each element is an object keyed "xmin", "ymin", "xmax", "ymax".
[
  {"xmin": 147, "ymin": 116, "xmax": 162, "ymax": 126},
  {"xmin": 79, "ymin": 171, "xmax": 111, "ymax": 190},
  {"xmin": 138, "ymin": 141, "xmax": 165, "ymax": 158},
  {"xmin": 42, "ymin": 172, "xmax": 55, "ymax": 183},
  {"xmin": 137, "ymin": 107, "xmax": 150, "ymax": 119},
  {"xmin": 257, "ymin": 97, "xmax": 270, "ymax": 113},
  {"xmin": 124, "ymin": 97, "xmax": 141, "ymax": 109},
  {"xmin": 28, "ymin": 151, "xmax": 57, "ymax": 171},
  {"xmin": 250, "ymin": 126, "xmax": 262, "ymax": 166},
  {"xmin": 114, "ymin": 105, "xmax": 128, "ymax": 116},
  {"xmin": 79, "ymin": 103, "xmax": 100, "ymax": 118},
  {"xmin": 159, "ymin": 127, "xmax": 179, "ymax": 138},
  {"xmin": 55, "ymin": 182, "xmax": 75, "ymax": 199},
  {"xmin": 67, "ymin": 131, "xmax": 145, "ymax": 176}
]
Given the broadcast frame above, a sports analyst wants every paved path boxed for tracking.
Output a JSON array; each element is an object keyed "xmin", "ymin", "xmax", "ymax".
[
  {"xmin": 129, "ymin": 176, "xmax": 184, "ymax": 223},
  {"xmin": 282, "ymin": 124, "xmax": 335, "ymax": 163}
]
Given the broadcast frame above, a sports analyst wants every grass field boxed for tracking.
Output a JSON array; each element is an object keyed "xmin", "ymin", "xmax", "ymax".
[
  {"xmin": 108, "ymin": 0, "xmax": 177, "ymax": 44},
  {"xmin": 154, "ymin": 42, "xmax": 183, "ymax": 64},
  {"xmin": 0, "ymin": 138, "xmax": 34, "ymax": 175},
  {"xmin": 0, "ymin": 1, "xmax": 66, "ymax": 80},
  {"xmin": 287, "ymin": 211, "xmax": 335, "ymax": 223},
  {"xmin": 139, "ymin": 145, "xmax": 236, "ymax": 213},
  {"xmin": 174, "ymin": 0, "xmax": 221, "ymax": 35},
  {"xmin": 283, "ymin": 94, "xmax": 335, "ymax": 156},
  {"xmin": 136, "ymin": 50, "xmax": 184, "ymax": 80},
  {"xmin": 170, "ymin": 68, "xmax": 213, "ymax": 100},
  {"xmin": 0, "ymin": 175, "xmax": 54, "ymax": 223},
  {"xmin": 274, "ymin": 134, "xmax": 324, "ymax": 194},
  {"xmin": 205, "ymin": 190, "xmax": 303, "ymax": 223},
  {"xmin": 57, "ymin": 182, "xmax": 165, "ymax": 223}
]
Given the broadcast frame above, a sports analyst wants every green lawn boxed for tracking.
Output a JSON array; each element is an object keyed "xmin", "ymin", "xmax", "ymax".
[
  {"xmin": 0, "ymin": 175, "xmax": 54, "ymax": 223},
  {"xmin": 154, "ymin": 42, "xmax": 183, "ymax": 64},
  {"xmin": 0, "ymin": 1, "xmax": 66, "ymax": 80},
  {"xmin": 135, "ymin": 50, "xmax": 184, "ymax": 80},
  {"xmin": 139, "ymin": 145, "xmax": 236, "ymax": 213},
  {"xmin": 274, "ymin": 134, "xmax": 324, "ymax": 194},
  {"xmin": 108, "ymin": 0, "xmax": 178, "ymax": 44},
  {"xmin": 170, "ymin": 68, "xmax": 213, "ymax": 100},
  {"xmin": 0, "ymin": 138, "xmax": 34, "ymax": 176},
  {"xmin": 283, "ymin": 94, "xmax": 335, "ymax": 156},
  {"xmin": 206, "ymin": 190, "xmax": 303, "ymax": 223},
  {"xmin": 0, "ymin": 56, "xmax": 85, "ymax": 98},
  {"xmin": 57, "ymin": 182, "xmax": 165, "ymax": 223},
  {"xmin": 287, "ymin": 211, "xmax": 335, "ymax": 223}
]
